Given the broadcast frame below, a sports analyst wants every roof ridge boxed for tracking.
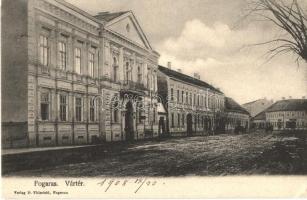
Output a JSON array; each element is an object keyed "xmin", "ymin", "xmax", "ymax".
[{"xmin": 158, "ymin": 65, "xmax": 223, "ymax": 94}]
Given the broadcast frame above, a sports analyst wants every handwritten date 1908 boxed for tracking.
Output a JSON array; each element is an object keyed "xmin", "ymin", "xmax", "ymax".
[{"xmin": 97, "ymin": 178, "xmax": 159, "ymax": 193}]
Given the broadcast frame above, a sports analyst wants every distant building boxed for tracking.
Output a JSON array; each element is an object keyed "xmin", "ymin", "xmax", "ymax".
[
  {"xmin": 242, "ymin": 98, "xmax": 274, "ymax": 117},
  {"xmin": 224, "ymin": 97, "xmax": 250, "ymax": 133},
  {"xmin": 265, "ymin": 99, "xmax": 307, "ymax": 131},
  {"xmin": 157, "ymin": 65, "xmax": 225, "ymax": 137},
  {"xmin": 251, "ymin": 111, "xmax": 266, "ymax": 129}
]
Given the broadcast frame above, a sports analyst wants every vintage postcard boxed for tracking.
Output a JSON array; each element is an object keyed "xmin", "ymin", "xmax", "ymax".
[{"xmin": 1, "ymin": 0, "xmax": 307, "ymax": 198}]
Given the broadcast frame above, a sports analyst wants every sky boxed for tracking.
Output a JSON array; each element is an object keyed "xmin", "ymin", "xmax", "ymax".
[{"xmin": 67, "ymin": 0, "xmax": 307, "ymax": 104}]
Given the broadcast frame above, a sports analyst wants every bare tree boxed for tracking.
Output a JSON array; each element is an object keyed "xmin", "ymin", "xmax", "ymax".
[{"xmin": 248, "ymin": 0, "xmax": 307, "ymax": 63}]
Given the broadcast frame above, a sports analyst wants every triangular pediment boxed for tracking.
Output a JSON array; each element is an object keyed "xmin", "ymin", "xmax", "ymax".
[{"xmin": 105, "ymin": 12, "xmax": 152, "ymax": 50}]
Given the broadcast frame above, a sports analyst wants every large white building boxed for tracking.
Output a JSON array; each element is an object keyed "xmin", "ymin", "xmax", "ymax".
[
  {"xmin": 157, "ymin": 65, "xmax": 225, "ymax": 136},
  {"xmin": 2, "ymin": 0, "xmax": 160, "ymax": 148},
  {"xmin": 265, "ymin": 99, "xmax": 307, "ymax": 131}
]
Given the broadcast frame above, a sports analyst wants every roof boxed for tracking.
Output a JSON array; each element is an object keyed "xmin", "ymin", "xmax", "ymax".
[
  {"xmin": 252, "ymin": 111, "xmax": 266, "ymax": 121},
  {"xmin": 225, "ymin": 97, "xmax": 250, "ymax": 115},
  {"xmin": 266, "ymin": 99, "xmax": 307, "ymax": 112},
  {"xmin": 55, "ymin": 0, "xmax": 102, "ymax": 24},
  {"xmin": 242, "ymin": 99, "xmax": 262, "ymax": 106},
  {"xmin": 94, "ymin": 11, "xmax": 129, "ymax": 22},
  {"xmin": 158, "ymin": 65, "xmax": 223, "ymax": 94},
  {"xmin": 242, "ymin": 98, "xmax": 270, "ymax": 106}
]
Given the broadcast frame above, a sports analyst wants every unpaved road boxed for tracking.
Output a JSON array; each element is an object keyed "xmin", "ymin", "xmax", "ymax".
[{"xmin": 6, "ymin": 132, "xmax": 307, "ymax": 177}]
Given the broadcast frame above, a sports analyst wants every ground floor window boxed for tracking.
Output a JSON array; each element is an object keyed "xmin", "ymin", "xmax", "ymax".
[
  {"xmin": 75, "ymin": 97, "xmax": 82, "ymax": 122},
  {"xmin": 90, "ymin": 98, "xmax": 95, "ymax": 122},
  {"xmin": 41, "ymin": 91, "xmax": 50, "ymax": 120},
  {"xmin": 113, "ymin": 101, "xmax": 119, "ymax": 123},
  {"xmin": 171, "ymin": 113, "xmax": 174, "ymax": 127},
  {"xmin": 59, "ymin": 94, "xmax": 68, "ymax": 121}
]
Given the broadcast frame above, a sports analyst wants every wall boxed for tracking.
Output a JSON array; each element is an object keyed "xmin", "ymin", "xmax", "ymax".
[
  {"xmin": 2, "ymin": 0, "xmax": 29, "ymax": 147},
  {"xmin": 266, "ymin": 110, "xmax": 307, "ymax": 130}
]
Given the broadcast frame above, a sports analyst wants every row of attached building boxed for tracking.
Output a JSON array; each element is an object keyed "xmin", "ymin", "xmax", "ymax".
[
  {"xmin": 250, "ymin": 99, "xmax": 307, "ymax": 131},
  {"xmin": 2, "ymin": 0, "xmax": 250, "ymax": 148}
]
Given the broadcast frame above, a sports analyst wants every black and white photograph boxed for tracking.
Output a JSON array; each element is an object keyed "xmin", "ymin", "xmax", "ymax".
[{"xmin": 1, "ymin": 0, "xmax": 307, "ymax": 198}]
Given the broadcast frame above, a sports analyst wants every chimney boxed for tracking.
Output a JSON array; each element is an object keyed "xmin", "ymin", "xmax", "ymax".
[
  {"xmin": 177, "ymin": 69, "xmax": 182, "ymax": 73},
  {"xmin": 167, "ymin": 62, "xmax": 172, "ymax": 69},
  {"xmin": 302, "ymin": 96, "xmax": 306, "ymax": 99},
  {"xmin": 282, "ymin": 97, "xmax": 285, "ymax": 100},
  {"xmin": 193, "ymin": 73, "xmax": 200, "ymax": 80},
  {"xmin": 289, "ymin": 96, "xmax": 292, "ymax": 99}
]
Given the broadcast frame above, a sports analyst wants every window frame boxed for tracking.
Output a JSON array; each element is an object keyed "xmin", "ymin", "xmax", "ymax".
[
  {"xmin": 88, "ymin": 51, "xmax": 95, "ymax": 77},
  {"xmin": 89, "ymin": 97, "xmax": 96, "ymax": 122},
  {"xmin": 75, "ymin": 96, "xmax": 83, "ymax": 122},
  {"xmin": 59, "ymin": 94, "xmax": 68, "ymax": 122},
  {"xmin": 58, "ymin": 41, "xmax": 67, "ymax": 70},
  {"xmin": 40, "ymin": 90, "xmax": 50, "ymax": 121},
  {"xmin": 39, "ymin": 34, "xmax": 49, "ymax": 66},
  {"xmin": 74, "ymin": 47, "xmax": 82, "ymax": 74}
]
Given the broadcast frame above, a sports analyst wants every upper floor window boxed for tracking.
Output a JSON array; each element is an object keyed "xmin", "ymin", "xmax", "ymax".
[
  {"xmin": 201, "ymin": 96, "xmax": 204, "ymax": 106},
  {"xmin": 137, "ymin": 65, "xmax": 142, "ymax": 83},
  {"xmin": 171, "ymin": 88, "xmax": 174, "ymax": 101},
  {"xmin": 75, "ymin": 97, "xmax": 82, "ymax": 122},
  {"xmin": 186, "ymin": 92, "xmax": 188, "ymax": 104},
  {"xmin": 125, "ymin": 61, "xmax": 132, "ymax": 81},
  {"xmin": 74, "ymin": 48, "xmax": 81, "ymax": 74},
  {"xmin": 177, "ymin": 90, "xmax": 180, "ymax": 102},
  {"xmin": 182, "ymin": 91, "xmax": 184, "ymax": 103},
  {"xmin": 113, "ymin": 57, "xmax": 118, "ymax": 82},
  {"xmin": 40, "ymin": 91, "xmax": 50, "ymax": 120},
  {"xmin": 152, "ymin": 73, "xmax": 156, "ymax": 91},
  {"xmin": 59, "ymin": 94, "xmax": 68, "ymax": 121},
  {"xmin": 39, "ymin": 35, "xmax": 49, "ymax": 66},
  {"xmin": 88, "ymin": 52, "xmax": 95, "ymax": 77},
  {"xmin": 58, "ymin": 41, "xmax": 67, "ymax": 70},
  {"xmin": 147, "ymin": 68, "xmax": 151, "ymax": 88}
]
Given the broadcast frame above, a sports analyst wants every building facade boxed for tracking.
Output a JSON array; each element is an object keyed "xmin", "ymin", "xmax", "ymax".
[
  {"xmin": 2, "ymin": 0, "xmax": 159, "ymax": 148},
  {"xmin": 157, "ymin": 65, "xmax": 225, "ymax": 137},
  {"xmin": 265, "ymin": 99, "xmax": 307, "ymax": 131},
  {"xmin": 224, "ymin": 97, "xmax": 250, "ymax": 133},
  {"xmin": 242, "ymin": 98, "xmax": 274, "ymax": 117},
  {"xmin": 251, "ymin": 111, "xmax": 266, "ymax": 130}
]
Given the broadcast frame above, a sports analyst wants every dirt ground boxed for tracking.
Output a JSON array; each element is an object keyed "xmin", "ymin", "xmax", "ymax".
[{"xmin": 7, "ymin": 132, "xmax": 307, "ymax": 177}]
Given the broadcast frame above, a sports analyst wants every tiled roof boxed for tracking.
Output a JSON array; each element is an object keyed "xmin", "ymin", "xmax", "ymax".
[
  {"xmin": 266, "ymin": 99, "xmax": 307, "ymax": 112},
  {"xmin": 94, "ymin": 11, "xmax": 129, "ymax": 22},
  {"xmin": 56, "ymin": 0, "xmax": 102, "ymax": 24},
  {"xmin": 158, "ymin": 65, "xmax": 223, "ymax": 94},
  {"xmin": 225, "ymin": 97, "xmax": 250, "ymax": 115},
  {"xmin": 252, "ymin": 111, "xmax": 266, "ymax": 120},
  {"xmin": 242, "ymin": 99, "xmax": 262, "ymax": 106}
]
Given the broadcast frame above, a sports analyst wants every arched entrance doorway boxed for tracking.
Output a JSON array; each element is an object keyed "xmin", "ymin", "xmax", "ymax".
[
  {"xmin": 187, "ymin": 113, "xmax": 193, "ymax": 136},
  {"xmin": 125, "ymin": 101, "xmax": 134, "ymax": 141}
]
